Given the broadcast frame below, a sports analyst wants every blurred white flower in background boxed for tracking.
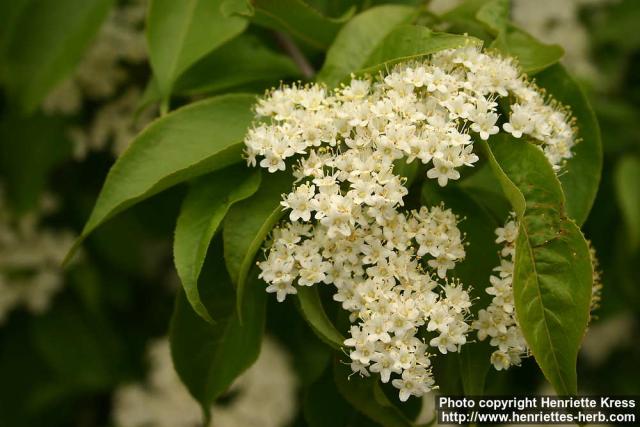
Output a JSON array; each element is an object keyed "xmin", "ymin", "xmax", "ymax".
[
  {"xmin": 428, "ymin": 0, "xmax": 463, "ymax": 14},
  {"xmin": 211, "ymin": 337, "xmax": 298, "ymax": 427},
  {"xmin": 0, "ymin": 187, "xmax": 75, "ymax": 324},
  {"xmin": 42, "ymin": 0, "xmax": 154, "ymax": 159},
  {"xmin": 113, "ymin": 339, "xmax": 201, "ymax": 427},
  {"xmin": 581, "ymin": 312, "xmax": 634, "ymax": 366},
  {"xmin": 113, "ymin": 336, "xmax": 298, "ymax": 427},
  {"xmin": 430, "ymin": 0, "xmax": 618, "ymax": 81},
  {"xmin": 512, "ymin": 0, "xmax": 618, "ymax": 80},
  {"xmin": 43, "ymin": 0, "xmax": 146, "ymax": 114},
  {"xmin": 69, "ymin": 87, "xmax": 156, "ymax": 158}
]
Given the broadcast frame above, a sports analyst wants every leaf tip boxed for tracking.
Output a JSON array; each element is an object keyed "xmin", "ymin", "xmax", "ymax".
[{"xmin": 62, "ymin": 237, "xmax": 84, "ymax": 268}]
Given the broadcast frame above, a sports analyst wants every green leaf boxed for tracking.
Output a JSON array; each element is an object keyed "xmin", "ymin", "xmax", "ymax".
[
  {"xmin": 174, "ymin": 166, "xmax": 261, "ymax": 323},
  {"xmin": 360, "ymin": 25, "xmax": 482, "ymax": 76},
  {"xmin": 304, "ymin": 370, "xmax": 352, "ymax": 427},
  {"xmin": 480, "ymin": 136, "xmax": 593, "ymax": 395},
  {"xmin": 459, "ymin": 163, "xmax": 512, "ymax": 223},
  {"xmin": 170, "ymin": 255, "xmax": 266, "ymax": 415},
  {"xmin": 140, "ymin": 34, "xmax": 301, "ymax": 108},
  {"xmin": 285, "ymin": 318, "xmax": 332, "ymax": 387},
  {"xmin": 593, "ymin": 0, "xmax": 640, "ymax": 51},
  {"xmin": 146, "ymin": 0, "xmax": 247, "ymax": 100},
  {"xmin": 176, "ymin": 34, "xmax": 301, "ymax": 95},
  {"xmin": 394, "ymin": 158, "xmax": 421, "ymax": 189},
  {"xmin": 333, "ymin": 361, "xmax": 413, "ymax": 427},
  {"xmin": 593, "ymin": 98, "xmax": 640, "ymax": 154},
  {"xmin": 535, "ymin": 64, "xmax": 602, "ymax": 226},
  {"xmin": 437, "ymin": 0, "xmax": 496, "ymax": 43},
  {"xmin": 296, "ymin": 286, "xmax": 345, "ymax": 349},
  {"xmin": 491, "ymin": 25, "xmax": 564, "ymax": 74},
  {"xmin": 2, "ymin": 0, "xmax": 113, "ymax": 113},
  {"xmin": 475, "ymin": 0, "xmax": 508, "ymax": 34},
  {"xmin": 457, "ymin": 342, "xmax": 493, "ymax": 395},
  {"xmin": 30, "ymin": 298, "xmax": 125, "ymax": 391},
  {"xmin": 220, "ymin": 0, "xmax": 253, "ymax": 17},
  {"xmin": 0, "ymin": 317, "xmax": 62, "ymax": 425},
  {"xmin": 0, "ymin": 0, "xmax": 30, "ymax": 79},
  {"xmin": 0, "ymin": 114, "xmax": 72, "ymax": 214},
  {"xmin": 249, "ymin": 0, "xmax": 355, "ymax": 50},
  {"xmin": 67, "ymin": 94, "xmax": 256, "ymax": 262},
  {"xmin": 615, "ymin": 156, "xmax": 640, "ymax": 250},
  {"xmin": 316, "ymin": 5, "xmax": 417, "ymax": 87},
  {"xmin": 223, "ymin": 172, "xmax": 293, "ymax": 318}
]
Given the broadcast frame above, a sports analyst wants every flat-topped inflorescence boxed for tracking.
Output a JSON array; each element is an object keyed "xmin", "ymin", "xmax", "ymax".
[
  {"xmin": 246, "ymin": 46, "xmax": 578, "ymax": 182},
  {"xmin": 243, "ymin": 46, "xmax": 580, "ymax": 400}
]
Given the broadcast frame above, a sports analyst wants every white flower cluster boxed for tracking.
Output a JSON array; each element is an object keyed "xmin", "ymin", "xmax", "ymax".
[
  {"xmin": 588, "ymin": 241, "xmax": 603, "ymax": 318},
  {"xmin": 472, "ymin": 216, "xmax": 529, "ymax": 371},
  {"xmin": 472, "ymin": 220, "xmax": 605, "ymax": 371},
  {"xmin": 260, "ymin": 206, "xmax": 470, "ymax": 401},
  {"xmin": 113, "ymin": 337, "xmax": 297, "ymax": 427},
  {"xmin": 246, "ymin": 46, "xmax": 579, "ymax": 398},
  {"xmin": 43, "ymin": 0, "xmax": 153, "ymax": 158},
  {"xmin": 246, "ymin": 47, "xmax": 577, "ymax": 181},
  {"xmin": 0, "ymin": 190, "xmax": 74, "ymax": 324}
]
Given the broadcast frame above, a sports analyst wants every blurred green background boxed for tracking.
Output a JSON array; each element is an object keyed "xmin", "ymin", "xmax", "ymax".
[{"xmin": 0, "ymin": 0, "xmax": 638, "ymax": 426}]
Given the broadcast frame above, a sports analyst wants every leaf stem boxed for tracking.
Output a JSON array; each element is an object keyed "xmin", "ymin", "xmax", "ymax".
[
  {"xmin": 160, "ymin": 97, "xmax": 169, "ymax": 116},
  {"xmin": 273, "ymin": 32, "xmax": 315, "ymax": 80}
]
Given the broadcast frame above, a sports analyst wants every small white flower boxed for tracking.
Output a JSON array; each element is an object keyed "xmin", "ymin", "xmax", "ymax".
[
  {"xmin": 426, "ymin": 160, "xmax": 461, "ymax": 187},
  {"xmin": 392, "ymin": 370, "xmax": 422, "ymax": 402},
  {"xmin": 491, "ymin": 350, "xmax": 512, "ymax": 371},
  {"xmin": 265, "ymin": 281, "xmax": 297, "ymax": 302},
  {"xmin": 503, "ymin": 104, "xmax": 534, "ymax": 138},
  {"xmin": 470, "ymin": 111, "xmax": 500, "ymax": 140}
]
